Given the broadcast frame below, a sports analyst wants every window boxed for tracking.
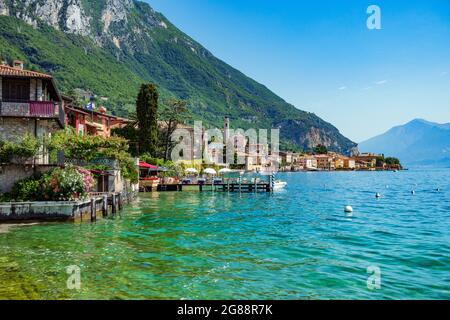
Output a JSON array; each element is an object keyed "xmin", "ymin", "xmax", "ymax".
[{"xmin": 2, "ymin": 78, "xmax": 30, "ymax": 102}]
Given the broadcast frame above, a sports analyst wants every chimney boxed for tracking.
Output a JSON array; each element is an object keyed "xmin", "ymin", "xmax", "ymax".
[{"xmin": 12, "ymin": 60, "xmax": 24, "ymax": 70}]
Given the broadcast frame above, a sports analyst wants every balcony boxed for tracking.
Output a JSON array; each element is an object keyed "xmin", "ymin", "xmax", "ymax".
[
  {"xmin": 0, "ymin": 100, "xmax": 65, "ymax": 127},
  {"xmin": 0, "ymin": 100, "xmax": 58, "ymax": 118}
]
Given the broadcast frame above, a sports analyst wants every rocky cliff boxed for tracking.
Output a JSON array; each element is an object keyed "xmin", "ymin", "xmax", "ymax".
[{"xmin": 0, "ymin": 0, "xmax": 357, "ymax": 154}]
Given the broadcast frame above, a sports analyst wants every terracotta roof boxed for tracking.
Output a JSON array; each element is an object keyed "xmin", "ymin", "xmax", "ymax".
[{"xmin": 0, "ymin": 65, "xmax": 52, "ymax": 79}]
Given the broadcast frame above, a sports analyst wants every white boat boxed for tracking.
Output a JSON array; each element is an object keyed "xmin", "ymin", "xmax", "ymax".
[{"xmin": 273, "ymin": 180, "xmax": 287, "ymax": 190}]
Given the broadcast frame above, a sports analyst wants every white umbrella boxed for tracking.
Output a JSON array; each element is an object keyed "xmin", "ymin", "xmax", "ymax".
[
  {"xmin": 204, "ymin": 168, "xmax": 217, "ymax": 175},
  {"xmin": 218, "ymin": 168, "xmax": 232, "ymax": 174},
  {"xmin": 185, "ymin": 168, "xmax": 198, "ymax": 174}
]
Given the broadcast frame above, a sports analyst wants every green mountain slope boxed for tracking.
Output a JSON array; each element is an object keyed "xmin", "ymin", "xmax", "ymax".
[{"xmin": 0, "ymin": 0, "xmax": 357, "ymax": 154}]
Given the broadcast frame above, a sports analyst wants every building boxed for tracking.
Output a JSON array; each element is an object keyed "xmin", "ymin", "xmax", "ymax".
[
  {"xmin": 0, "ymin": 61, "xmax": 64, "ymax": 193},
  {"xmin": 245, "ymin": 143, "xmax": 269, "ymax": 172},
  {"xmin": 314, "ymin": 154, "xmax": 335, "ymax": 170},
  {"xmin": 355, "ymin": 153, "xmax": 380, "ymax": 169},
  {"xmin": 64, "ymin": 100, "xmax": 130, "ymax": 137},
  {"xmin": 297, "ymin": 156, "xmax": 317, "ymax": 170},
  {"xmin": 334, "ymin": 155, "xmax": 356, "ymax": 170},
  {"xmin": 344, "ymin": 157, "xmax": 356, "ymax": 169}
]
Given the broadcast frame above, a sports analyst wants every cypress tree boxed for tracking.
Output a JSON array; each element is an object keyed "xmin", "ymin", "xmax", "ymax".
[{"xmin": 136, "ymin": 84, "xmax": 159, "ymax": 156}]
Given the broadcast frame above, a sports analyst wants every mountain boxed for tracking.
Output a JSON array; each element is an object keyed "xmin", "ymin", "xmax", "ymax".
[
  {"xmin": 359, "ymin": 119, "xmax": 450, "ymax": 166},
  {"xmin": 0, "ymin": 0, "xmax": 357, "ymax": 154}
]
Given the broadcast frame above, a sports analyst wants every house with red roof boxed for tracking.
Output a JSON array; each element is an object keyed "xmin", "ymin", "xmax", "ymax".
[{"xmin": 0, "ymin": 60, "xmax": 65, "ymax": 193}]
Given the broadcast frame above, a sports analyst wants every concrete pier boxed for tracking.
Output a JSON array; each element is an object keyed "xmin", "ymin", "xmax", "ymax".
[{"xmin": 0, "ymin": 191, "xmax": 137, "ymax": 222}]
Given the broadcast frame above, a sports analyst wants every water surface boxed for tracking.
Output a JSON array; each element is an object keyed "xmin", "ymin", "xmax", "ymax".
[{"xmin": 1, "ymin": 169, "xmax": 449, "ymax": 299}]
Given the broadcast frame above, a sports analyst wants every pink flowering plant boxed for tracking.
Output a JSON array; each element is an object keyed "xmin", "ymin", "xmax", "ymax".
[{"xmin": 42, "ymin": 165, "xmax": 94, "ymax": 201}]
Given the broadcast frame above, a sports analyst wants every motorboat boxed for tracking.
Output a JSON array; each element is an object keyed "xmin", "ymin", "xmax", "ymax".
[{"xmin": 273, "ymin": 180, "xmax": 287, "ymax": 190}]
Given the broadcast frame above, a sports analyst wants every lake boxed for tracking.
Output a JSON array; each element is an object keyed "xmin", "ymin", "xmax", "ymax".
[{"xmin": 0, "ymin": 169, "xmax": 449, "ymax": 299}]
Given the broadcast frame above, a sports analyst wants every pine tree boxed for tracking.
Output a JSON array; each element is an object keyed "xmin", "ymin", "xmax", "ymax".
[{"xmin": 136, "ymin": 84, "xmax": 159, "ymax": 156}]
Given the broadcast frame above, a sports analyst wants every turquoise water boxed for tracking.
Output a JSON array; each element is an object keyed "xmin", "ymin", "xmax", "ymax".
[{"xmin": 0, "ymin": 169, "xmax": 449, "ymax": 299}]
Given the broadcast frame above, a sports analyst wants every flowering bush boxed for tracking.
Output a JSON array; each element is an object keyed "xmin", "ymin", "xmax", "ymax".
[
  {"xmin": 77, "ymin": 167, "xmax": 95, "ymax": 191},
  {"xmin": 42, "ymin": 165, "xmax": 94, "ymax": 201},
  {"xmin": 4, "ymin": 166, "xmax": 95, "ymax": 202}
]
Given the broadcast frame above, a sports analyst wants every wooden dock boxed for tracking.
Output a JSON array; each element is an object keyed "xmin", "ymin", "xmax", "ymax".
[{"xmin": 142, "ymin": 182, "xmax": 273, "ymax": 193}]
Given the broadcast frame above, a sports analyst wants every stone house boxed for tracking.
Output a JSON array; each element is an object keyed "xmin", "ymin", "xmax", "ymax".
[{"xmin": 0, "ymin": 61, "xmax": 64, "ymax": 193}]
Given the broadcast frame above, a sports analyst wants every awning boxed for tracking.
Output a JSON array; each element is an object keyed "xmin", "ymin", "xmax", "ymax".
[{"xmin": 139, "ymin": 161, "xmax": 159, "ymax": 170}]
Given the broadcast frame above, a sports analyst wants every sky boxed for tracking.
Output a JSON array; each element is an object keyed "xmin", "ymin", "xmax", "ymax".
[{"xmin": 147, "ymin": 0, "xmax": 450, "ymax": 142}]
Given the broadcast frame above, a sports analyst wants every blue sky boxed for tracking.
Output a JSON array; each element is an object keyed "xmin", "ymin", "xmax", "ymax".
[{"xmin": 147, "ymin": 0, "xmax": 450, "ymax": 142}]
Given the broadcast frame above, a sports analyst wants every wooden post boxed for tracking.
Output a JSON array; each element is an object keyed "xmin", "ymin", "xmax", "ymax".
[
  {"xmin": 112, "ymin": 193, "xmax": 117, "ymax": 215},
  {"xmin": 103, "ymin": 194, "xmax": 108, "ymax": 217},
  {"xmin": 118, "ymin": 193, "xmax": 123, "ymax": 211},
  {"xmin": 90, "ymin": 198, "xmax": 96, "ymax": 222}
]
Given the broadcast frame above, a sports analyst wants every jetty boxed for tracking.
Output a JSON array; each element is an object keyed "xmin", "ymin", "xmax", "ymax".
[
  {"xmin": 151, "ymin": 182, "xmax": 273, "ymax": 193},
  {"xmin": 0, "ymin": 191, "xmax": 136, "ymax": 222}
]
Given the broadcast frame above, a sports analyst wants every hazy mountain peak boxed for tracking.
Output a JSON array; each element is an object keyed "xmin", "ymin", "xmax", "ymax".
[{"xmin": 360, "ymin": 118, "xmax": 450, "ymax": 166}]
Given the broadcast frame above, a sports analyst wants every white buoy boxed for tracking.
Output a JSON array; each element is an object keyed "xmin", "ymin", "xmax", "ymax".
[
  {"xmin": 376, "ymin": 193, "xmax": 381, "ymax": 198},
  {"xmin": 344, "ymin": 205, "xmax": 353, "ymax": 213},
  {"xmin": 411, "ymin": 190, "xmax": 416, "ymax": 195}
]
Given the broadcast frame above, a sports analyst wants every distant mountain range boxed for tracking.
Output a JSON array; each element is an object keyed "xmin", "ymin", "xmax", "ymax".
[
  {"xmin": 0, "ymin": 0, "xmax": 357, "ymax": 154},
  {"xmin": 359, "ymin": 119, "xmax": 450, "ymax": 167}
]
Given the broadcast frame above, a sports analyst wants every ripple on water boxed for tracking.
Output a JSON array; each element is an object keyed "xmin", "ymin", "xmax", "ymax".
[{"xmin": 0, "ymin": 168, "xmax": 449, "ymax": 299}]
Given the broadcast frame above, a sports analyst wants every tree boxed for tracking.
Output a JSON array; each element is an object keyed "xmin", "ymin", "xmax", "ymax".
[
  {"xmin": 376, "ymin": 155, "xmax": 385, "ymax": 167},
  {"xmin": 314, "ymin": 144, "xmax": 328, "ymax": 154},
  {"xmin": 136, "ymin": 84, "xmax": 159, "ymax": 156},
  {"xmin": 385, "ymin": 157, "xmax": 401, "ymax": 166},
  {"xmin": 159, "ymin": 99, "xmax": 190, "ymax": 160}
]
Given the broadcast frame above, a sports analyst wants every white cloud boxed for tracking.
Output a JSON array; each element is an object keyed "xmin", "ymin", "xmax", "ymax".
[
  {"xmin": 374, "ymin": 80, "xmax": 388, "ymax": 85},
  {"xmin": 362, "ymin": 86, "xmax": 372, "ymax": 90},
  {"xmin": 338, "ymin": 86, "xmax": 347, "ymax": 90},
  {"xmin": 441, "ymin": 71, "xmax": 448, "ymax": 76}
]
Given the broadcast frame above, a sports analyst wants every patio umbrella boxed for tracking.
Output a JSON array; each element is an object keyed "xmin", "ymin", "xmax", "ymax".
[
  {"xmin": 204, "ymin": 168, "xmax": 217, "ymax": 175},
  {"xmin": 218, "ymin": 168, "xmax": 232, "ymax": 174},
  {"xmin": 185, "ymin": 168, "xmax": 198, "ymax": 174}
]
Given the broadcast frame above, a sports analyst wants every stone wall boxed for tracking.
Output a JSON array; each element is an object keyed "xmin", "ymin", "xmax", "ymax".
[
  {"xmin": 0, "ymin": 117, "xmax": 34, "ymax": 142},
  {"xmin": 0, "ymin": 117, "xmax": 61, "ymax": 142},
  {"xmin": 1, "ymin": 102, "xmax": 30, "ymax": 116},
  {"xmin": 0, "ymin": 164, "xmax": 55, "ymax": 194}
]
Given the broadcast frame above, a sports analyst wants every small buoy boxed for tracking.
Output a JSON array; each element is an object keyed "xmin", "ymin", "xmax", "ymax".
[
  {"xmin": 376, "ymin": 193, "xmax": 381, "ymax": 198},
  {"xmin": 411, "ymin": 190, "xmax": 416, "ymax": 195},
  {"xmin": 344, "ymin": 205, "xmax": 353, "ymax": 213},
  {"xmin": 436, "ymin": 188, "xmax": 441, "ymax": 192}
]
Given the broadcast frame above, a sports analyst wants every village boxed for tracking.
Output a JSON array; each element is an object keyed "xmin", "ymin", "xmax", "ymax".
[{"xmin": 0, "ymin": 60, "xmax": 402, "ymax": 221}]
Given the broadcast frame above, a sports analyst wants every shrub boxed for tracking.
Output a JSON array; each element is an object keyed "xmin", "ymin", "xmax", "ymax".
[
  {"xmin": 42, "ymin": 165, "xmax": 93, "ymax": 201},
  {"xmin": 50, "ymin": 128, "xmax": 138, "ymax": 183},
  {"xmin": 0, "ymin": 134, "xmax": 40, "ymax": 163},
  {"xmin": 10, "ymin": 175, "xmax": 42, "ymax": 201}
]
